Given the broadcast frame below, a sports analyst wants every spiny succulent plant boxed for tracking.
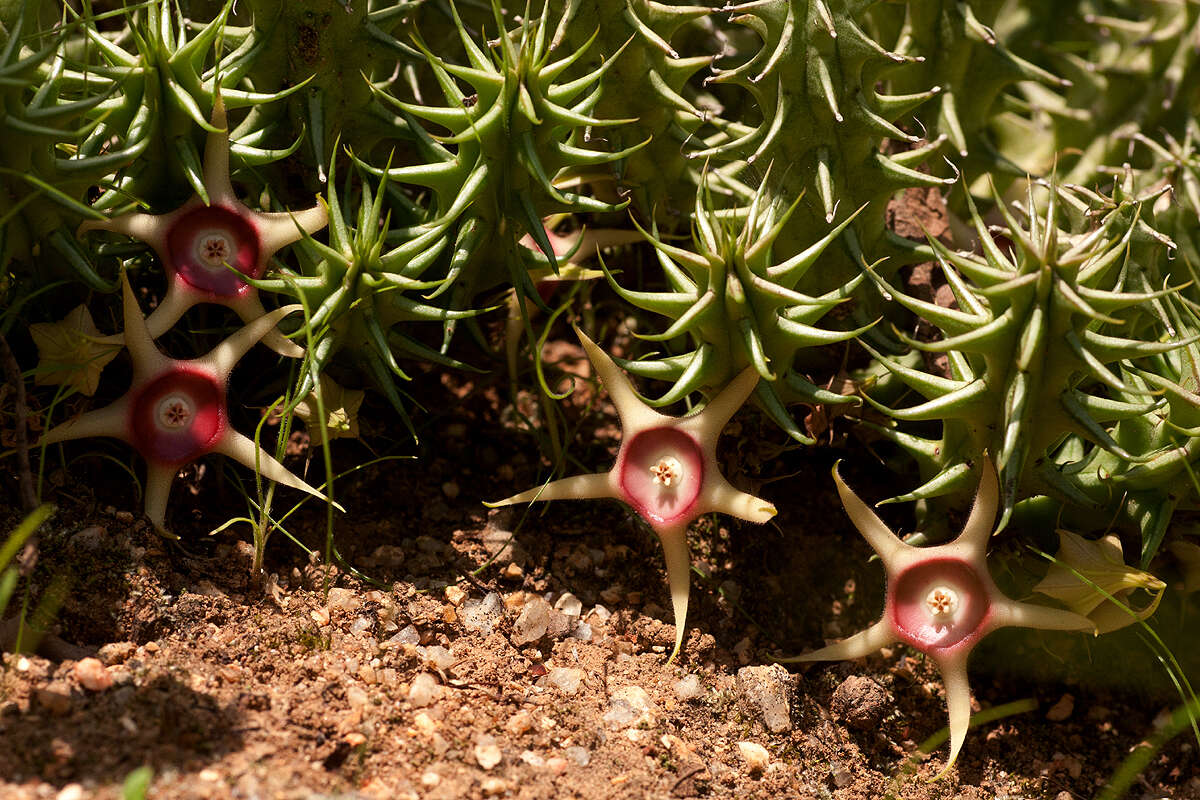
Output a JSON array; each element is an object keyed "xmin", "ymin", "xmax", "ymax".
[
  {"xmin": 78, "ymin": 95, "xmax": 326, "ymax": 358},
  {"xmin": 605, "ymin": 174, "xmax": 869, "ymax": 442},
  {"xmin": 696, "ymin": 0, "xmax": 949, "ymax": 284},
  {"xmin": 555, "ymin": 0, "xmax": 723, "ymax": 224},
  {"xmin": 868, "ymin": 0, "xmax": 1069, "ymax": 182},
  {"xmin": 858, "ymin": 181, "xmax": 1187, "ymax": 530},
  {"xmin": 39, "ymin": 275, "xmax": 327, "ymax": 536},
  {"xmin": 998, "ymin": 0, "xmax": 1200, "ymax": 185},
  {"xmin": 782, "ymin": 457, "xmax": 1093, "ymax": 778},
  {"xmin": 491, "ymin": 327, "xmax": 776, "ymax": 661},
  {"xmin": 0, "ymin": 4, "xmax": 131, "ymax": 288},
  {"xmin": 239, "ymin": 0, "xmax": 421, "ymax": 178},
  {"xmin": 71, "ymin": 0, "xmax": 306, "ymax": 210},
  {"xmin": 362, "ymin": 0, "xmax": 645, "ymax": 329},
  {"xmin": 256, "ymin": 154, "xmax": 481, "ymax": 435}
]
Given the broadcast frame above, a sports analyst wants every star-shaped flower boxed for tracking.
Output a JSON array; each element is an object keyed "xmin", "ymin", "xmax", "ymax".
[
  {"xmin": 781, "ymin": 457, "xmax": 1094, "ymax": 778},
  {"xmin": 29, "ymin": 305, "xmax": 122, "ymax": 396},
  {"xmin": 40, "ymin": 274, "xmax": 328, "ymax": 536},
  {"xmin": 78, "ymin": 95, "xmax": 326, "ymax": 357},
  {"xmin": 491, "ymin": 327, "xmax": 777, "ymax": 661}
]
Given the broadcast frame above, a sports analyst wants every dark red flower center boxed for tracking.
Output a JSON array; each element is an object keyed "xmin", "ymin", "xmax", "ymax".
[
  {"xmin": 166, "ymin": 205, "xmax": 261, "ymax": 297},
  {"xmin": 129, "ymin": 368, "xmax": 225, "ymax": 465},
  {"xmin": 617, "ymin": 427, "xmax": 704, "ymax": 525},
  {"xmin": 888, "ymin": 558, "xmax": 990, "ymax": 653}
]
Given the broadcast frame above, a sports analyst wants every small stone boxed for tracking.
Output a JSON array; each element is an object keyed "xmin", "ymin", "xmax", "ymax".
[
  {"xmin": 603, "ymin": 685, "xmax": 658, "ymax": 730},
  {"xmin": 520, "ymin": 750, "xmax": 545, "ymax": 768},
  {"xmin": 545, "ymin": 757, "xmax": 569, "ymax": 774},
  {"xmin": 553, "ymin": 593, "xmax": 583, "ymax": 617},
  {"xmin": 421, "ymin": 645, "xmax": 455, "ymax": 672},
  {"xmin": 73, "ymin": 658, "xmax": 113, "ymax": 692},
  {"xmin": 539, "ymin": 667, "xmax": 585, "ymax": 695},
  {"xmin": 506, "ymin": 710, "xmax": 534, "ymax": 736},
  {"xmin": 96, "ymin": 642, "xmax": 136, "ymax": 666},
  {"xmin": 512, "ymin": 597, "xmax": 553, "ymax": 645},
  {"xmin": 345, "ymin": 732, "xmax": 367, "ymax": 747},
  {"xmin": 413, "ymin": 711, "xmax": 438, "ymax": 735},
  {"xmin": 327, "ymin": 587, "xmax": 358, "ymax": 612},
  {"xmin": 310, "ymin": 607, "xmax": 330, "ymax": 626},
  {"xmin": 391, "ymin": 625, "xmax": 421, "ymax": 646},
  {"xmin": 408, "ymin": 672, "xmax": 441, "ymax": 707},
  {"xmin": 444, "ymin": 586, "xmax": 468, "ymax": 606},
  {"xmin": 831, "ymin": 762, "xmax": 853, "ymax": 788},
  {"xmin": 736, "ymin": 664, "xmax": 792, "ymax": 733},
  {"xmin": 736, "ymin": 741, "xmax": 770, "ymax": 774},
  {"xmin": 589, "ymin": 605, "xmax": 612, "ymax": 624},
  {"xmin": 570, "ymin": 621, "xmax": 593, "ymax": 641},
  {"xmin": 350, "ymin": 617, "xmax": 373, "ymax": 634},
  {"xmin": 142, "ymin": 641, "xmax": 159, "ymax": 653},
  {"xmin": 600, "ymin": 586, "xmax": 624, "ymax": 605},
  {"xmin": 217, "ymin": 664, "xmax": 244, "ymax": 683},
  {"xmin": 369, "ymin": 544, "xmax": 405, "ymax": 568},
  {"xmin": 502, "ymin": 563, "xmax": 524, "ymax": 580},
  {"xmin": 346, "ymin": 686, "xmax": 370, "ymax": 709},
  {"xmin": 480, "ymin": 777, "xmax": 508, "ymax": 796},
  {"xmin": 36, "ymin": 682, "xmax": 72, "ymax": 715},
  {"xmin": 56, "ymin": 785, "xmax": 85, "ymax": 800},
  {"xmin": 442, "ymin": 481, "xmax": 460, "ymax": 499},
  {"xmin": 1046, "ymin": 693, "xmax": 1074, "ymax": 722},
  {"xmin": 461, "ymin": 592, "xmax": 505, "ymax": 635},
  {"xmin": 420, "ymin": 771, "xmax": 440, "ymax": 787},
  {"xmin": 674, "ymin": 674, "xmax": 703, "ymax": 701},
  {"xmin": 474, "ymin": 736, "xmax": 503, "ymax": 770},
  {"xmin": 565, "ymin": 746, "xmax": 590, "ymax": 766},
  {"xmin": 830, "ymin": 675, "xmax": 892, "ymax": 731}
]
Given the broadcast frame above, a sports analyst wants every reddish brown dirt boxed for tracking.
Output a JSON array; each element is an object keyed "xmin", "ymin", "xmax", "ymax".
[{"xmin": 2, "ymin": 348, "xmax": 1199, "ymax": 800}]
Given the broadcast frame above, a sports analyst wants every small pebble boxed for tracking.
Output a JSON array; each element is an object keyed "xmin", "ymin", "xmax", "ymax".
[
  {"xmin": 502, "ymin": 563, "xmax": 524, "ymax": 580},
  {"xmin": 520, "ymin": 750, "xmax": 545, "ymax": 767},
  {"xmin": 603, "ymin": 685, "xmax": 658, "ymax": 730},
  {"xmin": 36, "ymin": 683, "xmax": 72, "ymax": 716},
  {"xmin": 545, "ymin": 756, "xmax": 569, "ymax": 774},
  {"xmin": 474, "ymin": 737, "xmax": 503, "ymax": 770},
  {"xmin": 420, "ymin": 771, "xmax": 440, "ymax": 787},
  {"xmin": 553, "ymin": 593, "xmax": 583, "ymax": 617},
  {"xmin": 55, "ymin": 785, "xmax": 84, "ymax": 800},
  {"xmin": 506, "ymin": 710, "xmax": 533, "ymax": 736},
  {"xmin": 512, "ymin": 597, "xmax": 552, "ymax": 645},
  {"xmin": 408, "ymin": 672, "xmax": 441, "ymax": 707},
  {"xmin": 97, "ymin": 642, "xmax": 136, "ymax": 666},
  {"xmin": 674, "ymin": 674, "xmax": 702, "ymax": 701},
  {"xmin": 565, "ymin": 745, "xmax": 590, "ymax": 766},
  {"xmin": 539, "ymin": 667, "xmax": 585, "ymax": 695},
  {"xmin": 444, "ymin": 585, "xmax": 468, "ymax": 606},
  {"xmin": 350, "ymin": 617, "xmax": 373, "ymax": 634},
  {"xmin": 327, "ymin": 587, "xmax": 358, "ymax": 612},
  {"xmin": 73, "ymin": 658, "xmax": 113, "ymax": 692},
  {"xmin": 480, "ymin": 777, "xmax": 508, "ymax": 796},
  {"xmin": 460, "ymin": 593, "xmax": 505, "ymax": 635},
  {"xmin": 736, "ymin": 664, "xmax": 792, "ymax": 733},
  {"xmin": 1046, "ymin": 693, "xmax": 1075, "ymax": 722},
  {"xmin": 442, "ymin": 481, "xmax": 460, "ymax": 499},
  {"xmin": 737, "ymin": 741, "xmax": 770, "ymax": 774}
]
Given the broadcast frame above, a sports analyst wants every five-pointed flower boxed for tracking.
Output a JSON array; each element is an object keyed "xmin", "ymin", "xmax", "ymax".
[
  {"xmin": 491, "ymin": 327, "xmax": 777, "ymax": 661},
  {"xmin": 78, "ymin": 95, "xmax": 327, "ymax": 357},
  {"xmin": 39, "ymin": 274, "xmax": 328, "ymax": 535},
  {"xmin": 780, "ymin": 457, "xmax": 1094, "ymax": 778}
]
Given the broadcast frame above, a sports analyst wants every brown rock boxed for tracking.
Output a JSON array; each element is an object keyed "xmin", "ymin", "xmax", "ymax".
[{"xmin": 830, "ymin": 675, "xmax": 892, "ymax": 730}]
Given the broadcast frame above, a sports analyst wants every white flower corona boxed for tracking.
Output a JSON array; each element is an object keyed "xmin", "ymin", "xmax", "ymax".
[
  {"xmin": 925, "ymin": 586, "xmax": 959, "ymax": 621},
  {"xmin": 650, "ymin": 455, "xmax": 683, "ymax": 487}
]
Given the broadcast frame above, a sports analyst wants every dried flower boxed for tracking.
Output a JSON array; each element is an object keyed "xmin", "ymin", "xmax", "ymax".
[
  {"xmin": 29, "ymin": 305, "xmax": 121, "ymax": 396},
  {"xmin": 1035, "ymin": 530, "xmax": 1166, "ymax": 633}
]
